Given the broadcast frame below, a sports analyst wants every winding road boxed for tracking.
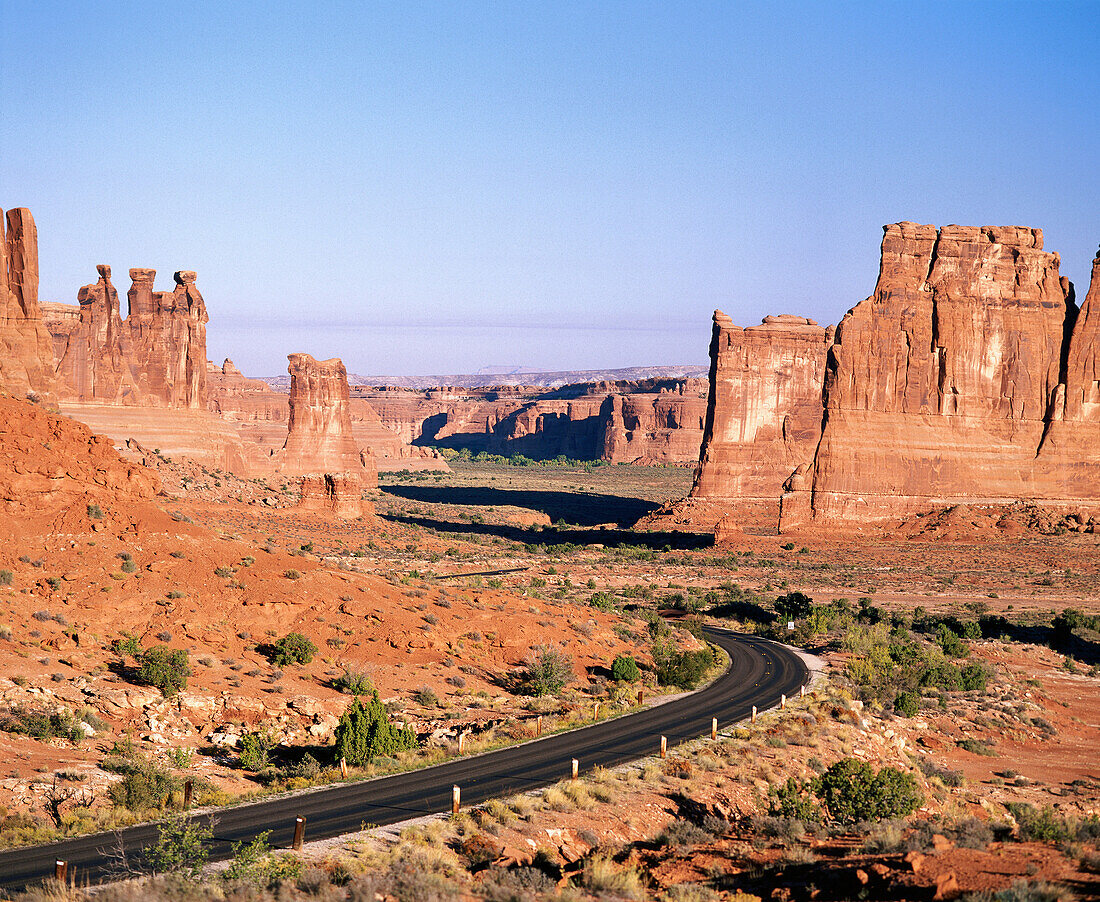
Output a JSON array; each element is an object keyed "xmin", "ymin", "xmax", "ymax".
[{"xmin": 0, "ymin": 627, "xmax": 808, "ymax": 893}]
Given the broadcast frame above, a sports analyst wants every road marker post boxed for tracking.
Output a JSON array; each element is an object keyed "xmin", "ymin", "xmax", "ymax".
[
  {"xmin": 452, "ymin": 785, "xmax": 461, "ymax": 816},
  {"xmin": 458, "ymin": 733, "xmax": 465, "ymax": 753},
  {"xmin": 660, "ymin": 736, "xmax": 667, "ymax": 758},
  {"xmin": 751, "ymin": 705, "xmax": 757, "ymax": 723},
  {"xmin": 637, "ymin": 689, "xmax": 644, "ymax": 706},
  {"xmin": 711, "ymin": 717, "xmax": 718, "ymax": 740},
  {"xmin": 571, "ymin": 758, "xmax": 579, "ymax": 780},
  {"xmin": 340, "ymin": 757, "xmax": 348, "ymax": 778},
  {"xmin": 183, "ymin": 779, "xmax": 193, "ymax": 808},
  {"xmin": 800, "ymin": 685, "xmax": 806, "ymax": 698},
  {"xmin": 593, "ymin": 702, "xmax": 599, "ymax": 721},
  {"xmin": 292, "ymin": 817, "xmax": 306, "ymax": 851},
  {"xmin": 536, "ymin": 715, "xmax": 542, "ymax": 737},
  {"xmin": 55, "ymin": 861, "xmax": 67, "ymax": 882},
  {"xmin": 781, "ymin": 694, "xmax": 787, "ymax": 709}
]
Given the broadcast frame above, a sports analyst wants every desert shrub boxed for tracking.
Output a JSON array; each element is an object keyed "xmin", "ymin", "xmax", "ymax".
[
  {"xmin": 87, "ymin": 503, "xmax": 103, "ymax": 519},
  {"xmin": 894, "ymin": 690, "xmax": 920, "ymax": 717},
  {"xmin": 283, "ymin": 569, "xmax": 301, "ymax": 580},
  {"xmin": 519, "ymin": 645, "xmax": 575, "ymax": 696},
  {"xmin": 269, "ymin": 632, "xmax": 316, "ymax": 666},
  {"xmin": 1007, "ymin": 804, "xmax": 1071, "ymax": 842},
  {"xmin": 334, "ymin": 667, "xmax": 373, "ymax": 695},
  {"xmin": 333, "ymin": 691, "xmax": 417, "ymax": 765},
  {"xmin": 137, "ymin": 646, "xmax": 190, "ymax": 695},
  {"xmin": 658, "ymin": 818, "xmax": 712, "ymax": 848},
  {"xmin": 918, "ymin": 757, "xmax": 963, "ymax": 787},
  {"xmin": 239, "ymin": 731, "xmax": 275, "ymax": 771},
  {"xmin": 815, "ymin": 759, "xmax": 922, "ymax": 824},
  {"xmin": 108, "ymin": 762, "xmax": 180, "ymax": 811},
  {"xmin": 769, "ymin": 776, "xmax": 822, "ymax": 821},
  {"xmin": 0, "ymin": 570, "xmax": 12, "ymax": 586},
  {"xmin": 589, "ymin": 591, "xmax": 616, "ymax": 612},
  {"xmin": 1, "ymin": 707, "xmax": 83, "ymax": 743},
  {"xmin": 652, "ymin": 639, "xmax": 713, "ymax": 689},
  {"xmin": 120, "ymin": 559, "xmax": 137, "ymax": 574},
  {"xmin": 611, "ymin": 654, "xmax": 641, "ymax": 683},
  {"xmin": 112, "ymin": 633, "xmax": 142, "ymax": 657},
  {"xmin": 142, "ymin": 815, "xmax": 212, "ymax": 878},
  {"xmin": 414, "ymin": 685, "xmax": 440, "ymax": 707},
  {"xmin": 582, "ymin": 855, "xmax": 644, "ymax": 900}
]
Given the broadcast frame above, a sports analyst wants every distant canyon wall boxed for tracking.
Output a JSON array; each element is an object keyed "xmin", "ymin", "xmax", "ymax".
[
  {"xmin": 352, "ymin": 378, "xmax": 709, "ymax": 464},
  {"xmin": 682, "ymin": 222, "xmax": 1100, "ymax": 532}
]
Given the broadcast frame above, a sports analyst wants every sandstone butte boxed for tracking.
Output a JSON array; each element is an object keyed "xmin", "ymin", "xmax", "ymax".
[
  {"xmin": 274, "ymin": 353, "xmax": 376, "ymax": 518},
  {"xmin": 0, "ymin": 208, "xmax": 57, "ymax": 400},
  {"xmin": 683, "ymin": 223, "xmax": 1100, "ymax": 533}
]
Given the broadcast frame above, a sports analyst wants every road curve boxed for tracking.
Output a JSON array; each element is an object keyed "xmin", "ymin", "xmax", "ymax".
[{"xmin": 0, "ymin": 627, "xmax": 807, "ymax": 893}]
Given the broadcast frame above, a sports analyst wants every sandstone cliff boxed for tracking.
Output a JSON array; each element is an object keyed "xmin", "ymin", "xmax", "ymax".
[
  {"xmin": 778, "ymin": 224, "xmax": 1100, "ymax": 529},
  {"xmin": 48, "ymin": 267, "xmax": 208, "ymax": 407},
  {"xmin": 688, "ymin": 312, "xmax": 830, "ymax": 520},
  {"xmin": 0, "ymin": 208, "xmax": 57, "ymax": 399}
]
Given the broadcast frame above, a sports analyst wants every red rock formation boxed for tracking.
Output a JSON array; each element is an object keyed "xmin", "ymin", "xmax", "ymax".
[
  {"xmin": 277, "ymin": 354, "xmax": 377, "ymax": 489},
  {"xmin": 779, "ymin": 224, "xmax": 1099, "ymax": 529},
  {"xmin": 208, "ymin": 359, "xmax": 445, "ymax": 471},
  {"xmin": 297, "ymin": 474, "xmax": 365, "ymax": 518},
  {"xmin": 353, "ymin": 378, "xmax": 708, "ymax": 464},
  {"xmin": 0, "ymin": 207, "xmax": 57, "ymax": 398},
  {"xmin": 686, "ymin": 312, "xmax": 830, "ymax": 524},
  {"xmin": 48, "ymin": 267, "xmax": 208, "ymax": 407}
]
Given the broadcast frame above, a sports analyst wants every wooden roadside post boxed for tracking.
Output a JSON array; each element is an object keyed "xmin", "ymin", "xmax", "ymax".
[
  {"xmin": 637, "ymin": 689, "xmax": 644, "ymax": 706},
  {"xmin": 660, "ymin": 736, "xmax": 667, "ymax": 758},
  {"xmin": 751, "ymin": 705, "xmax": 757, "ymax": 723},
  {"xmin": 571, "ymin": 758, "xmax": 579, "ymax": 780},
  {"xmin": 781, "ymin": 693, "xmax": 787, "ymax": 709},
  {"xmin": 452, "ymin": 785, "xmax": 461, "ymax": 816},
  {"xmin": 712, "ymin": 717, "xmax": 718, "ymax": 740},
  {"xmin": 593, "ymin": 702, "xmax": 599, "ymax": 721},
  {"xmin": 340, "ymin": 757, "xmax": 348, "ymax": 778},
  {"xmin": 54, "ymin": 861, "xmax": 67, "ymax": 882},
  {"xmin": 292, "ymin": 817, "xmax": 305, "ymax": 851},
  {"xmin": 536, "ymin": 715, "xmax": 542, "ymax": 737},
  {"xmin": 458, "ymin": 733, "xmax": 465, "ymax": 753},
  {"xmin": 183, "ymin": 779, "xmax": 193, "ymax": 808}
]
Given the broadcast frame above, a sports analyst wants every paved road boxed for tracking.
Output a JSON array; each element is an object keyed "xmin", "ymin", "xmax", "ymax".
[{"xmin": 0, "ymin": 627, "xmax": 807, "ymax": 893}]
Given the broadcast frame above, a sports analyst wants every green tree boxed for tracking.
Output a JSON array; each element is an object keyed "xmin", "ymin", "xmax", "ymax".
[
  {"xmin": 813, "ymin": 759, "xmax": 922, "ymax": 824},
  {"xmin": 775, "ymin": 591, "xmax": 813, "ymax": 622},
  {"xmin": 333, "ymin": 691, "xmax": 416, "ymax": 765},
  {"xmin": 239, "ymin": 730, "xmax": 275, "ymax": 771},
  {"xmin": 138, "ymin": 646, "xmax": 189, "ymax": 695}
]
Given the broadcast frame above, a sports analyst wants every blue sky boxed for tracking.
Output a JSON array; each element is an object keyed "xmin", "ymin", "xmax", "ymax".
[{"xmin": 4, "ymin": 1, "xmax": 1097, "ymax": 376}]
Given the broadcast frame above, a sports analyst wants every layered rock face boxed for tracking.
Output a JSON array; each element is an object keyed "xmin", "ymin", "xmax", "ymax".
[
  {"xmin": 354, "ymin": 378, "xmax": 708, "ymax": 463},
  {"xmin": 297, "ymin": 473, "xmax": 366, "ymax": 518},
  {"xmin": 48, "ymin": 267, "xmax": 208, "ymax": 407},
  {"xmin": 687, "ymin": 312, "xmax": 830, "ymax": 520},
  {"xmin": 0, "ymin": 208, "xmax": 56, "ymax": 398},
  {"xmin": 278, "ymin": 354, "xmax": 377, "ymax": 491},
  {"xmin": 779, "ymin": 224, "xmax": 1100, "ymax": 528}
]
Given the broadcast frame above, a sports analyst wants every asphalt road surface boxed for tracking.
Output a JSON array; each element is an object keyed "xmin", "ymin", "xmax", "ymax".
[{"xmin": 0, "ymin": 627, "xmax": 808, "ymax": 893}]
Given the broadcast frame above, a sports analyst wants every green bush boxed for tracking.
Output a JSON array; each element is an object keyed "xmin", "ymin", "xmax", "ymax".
[
  {"xmin": 142, "ymin": 815, "xmax": 212, "ymax": 878},
  {"xmin": 652, "ymin": 639, "xmax": 713, "ymax": 689},
  {"xmin": 768, "ymin": 776, "xmax": 821, "ymax": 821},
  {"xmin": 520, "ymin": 645, "xmax": 575, "ymax": 696},
  {"xmin": 1007, "ymin": 804, "xmax": 1070, "ymax": 842},
  {"xmin": 270, "ymin": 632, "xmax": 316, "ymax": 666},
  {"xmin": 109, "ymin": 762, "xmax": 180, "ymax": 811},
  {"xmin": 894, "ymin": 691, "xmax": 920, "ymax": 717},
  {"xmin": 334, "ymin": 667, "xmax": 373, "ymax": 695},
  {"xmin": 333, "ymin": 691, "xmax": 417, "ymax": 765},
  {"xmin": 1, "ymin": 708, "xmax": 83, "ymax": 743},
  {"xmin": 814, "ymin": 759, "xmax": 922, "ymax": 824},
  {"xmin": 611, "ymin": 654, "xmax": 641, "ymax": 683},
  {"xmin": 137, "ymin": 646, "xmax": 190, "ymax": 695},
  {"xmin": 239, "ymin": 731, "xmax": 275, "ymax": 771},
  {"xmin": 112, "ymin": 633, "xmax": 142, "ymax": 657}
]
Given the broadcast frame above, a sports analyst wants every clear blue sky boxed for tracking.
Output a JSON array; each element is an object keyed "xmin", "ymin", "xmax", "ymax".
[{"xmin": 4, "ymin": 1, "xmax": 1097, "ymax": 377}]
